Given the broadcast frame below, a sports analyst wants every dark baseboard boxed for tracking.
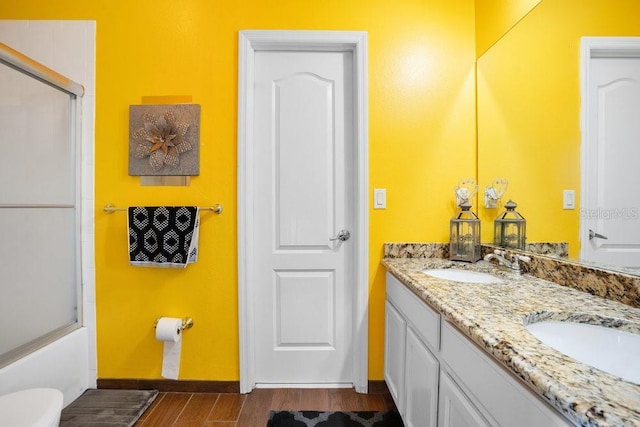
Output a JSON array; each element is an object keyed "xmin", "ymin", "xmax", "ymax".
[
  {"xmin": 97, "ymin": 379, "xmax": 240, "ymax": 393},
  {"xmin": 98, "ymin": 379, "xmax": 388, "ymax": 395},
  {"xmin": 367, "ymin": 380, "xmax": 390, "ymax": 395}
]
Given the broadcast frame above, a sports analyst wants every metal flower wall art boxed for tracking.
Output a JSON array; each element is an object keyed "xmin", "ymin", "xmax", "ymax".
[{"xmin": 129, "ymin": 104, "xmax": 200, "ymax": 176}]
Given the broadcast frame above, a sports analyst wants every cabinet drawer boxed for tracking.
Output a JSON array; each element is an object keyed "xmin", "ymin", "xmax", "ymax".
[
  {"xmin": 386, "ymin": 272, "xmax": 440, "ymax": 352},
  {"xmin": 441, "ymin": 321, "xmax": 573, "ymax": 426}
]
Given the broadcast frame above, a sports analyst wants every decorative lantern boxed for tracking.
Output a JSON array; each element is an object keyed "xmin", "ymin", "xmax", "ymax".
[
  {"xmin": 494, "ymin": 199, "xmax": 526, "ymax": 250},
  {"xmin": 450, "ymin": 201, "xmax": 481, "ymax": 262}
]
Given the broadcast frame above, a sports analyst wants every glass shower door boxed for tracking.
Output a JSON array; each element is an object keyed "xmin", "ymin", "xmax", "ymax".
[{"xmin": 0, "ymin": 48, "xmax": 82, "ymax": 367}]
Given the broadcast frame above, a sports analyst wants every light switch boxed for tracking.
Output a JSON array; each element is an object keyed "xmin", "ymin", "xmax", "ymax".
[
  {"xmin": 563, "ymin": 190, "xmax": 575, "ymax": 209},
  {"xmin": 374, "ymin": 188, "xmax": 386, "ymax": 209}
]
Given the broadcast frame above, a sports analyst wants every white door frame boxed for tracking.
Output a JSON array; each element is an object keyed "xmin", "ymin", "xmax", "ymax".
[
  {"xmin": 579, "ymin": 37, "xmax": 640, "ymax": 261},
  {"xmin": 237, "ymin": 30, "xmax": 369, "ymax": 394}
]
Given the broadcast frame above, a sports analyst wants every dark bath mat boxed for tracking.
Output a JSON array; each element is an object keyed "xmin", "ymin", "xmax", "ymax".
[
  {"xmin": 60, "ymin": 389, "xmax": 158, "ymax": 427},
  {"xmin": 267, "ymin": 410, "xmax": 404, "ymax": 427}
]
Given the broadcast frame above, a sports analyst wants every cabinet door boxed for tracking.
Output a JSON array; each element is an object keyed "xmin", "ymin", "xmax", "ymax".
[
  {"xmin": 384, "ymin": 300, "xmax": 406, "ymax": 413},
  {"xmin": 438, "ymin": 372, "xmax": 490, "ymax": 427},
  {"xmin": 404, "ymin": 326, "xmax": 439, "ymax": 427}
]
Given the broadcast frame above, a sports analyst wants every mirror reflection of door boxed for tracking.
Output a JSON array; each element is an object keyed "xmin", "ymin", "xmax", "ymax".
[{"xmin": 581, "ymin": 38, "xmax": 640, "ymax": 271}]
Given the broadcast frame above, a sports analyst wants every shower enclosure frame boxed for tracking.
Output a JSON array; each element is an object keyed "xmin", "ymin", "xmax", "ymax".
[{"xmin": 0, "ymin": 41, "xmax": 84, "ymax": 368}]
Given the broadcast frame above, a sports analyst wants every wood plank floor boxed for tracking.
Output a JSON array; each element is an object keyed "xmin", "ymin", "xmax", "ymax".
[{"xmin": 135, "ymin": 388, "xmax": 397, "ymax": 426}]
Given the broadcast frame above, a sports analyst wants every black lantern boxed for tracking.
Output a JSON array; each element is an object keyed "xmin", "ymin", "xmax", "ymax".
[
  {"xmin": 494, "ymin": 199, "xmax": 526, "ymax": 250},
  {"xmin": 449, "ymin": 201, "xmax": 481, "ymax": 262}
]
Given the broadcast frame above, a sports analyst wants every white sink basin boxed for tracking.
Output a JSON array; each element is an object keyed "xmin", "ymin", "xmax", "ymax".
[
  {"xmin": 421, "ymin": 269, "xmax": 503, "ymax": 284},
  {"xmin": 525, "ymin": 320, "xmax": 640, "ymax": 384}
]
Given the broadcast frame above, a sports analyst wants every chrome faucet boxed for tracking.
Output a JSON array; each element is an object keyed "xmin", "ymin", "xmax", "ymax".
[
  {"xmin": 483, "ymin": 250, "xmax": 510, "ymax": 266},
  {"xmin": 483, "ymin": 249, "xmax": 531, "ymax": 274}
]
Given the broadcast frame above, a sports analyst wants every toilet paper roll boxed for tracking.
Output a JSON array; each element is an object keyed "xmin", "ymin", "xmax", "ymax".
[{"xmin": 155, "ymin": 317, "xmax": 183, "ymax": 379}]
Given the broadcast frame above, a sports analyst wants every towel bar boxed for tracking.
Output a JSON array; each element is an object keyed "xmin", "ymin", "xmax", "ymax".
[{"xmin": 103, "ymin": 203, "xmax": 223, "ymax": 214}]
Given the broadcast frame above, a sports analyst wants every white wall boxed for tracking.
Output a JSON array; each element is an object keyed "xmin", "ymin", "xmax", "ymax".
[{"xmin": 0, "ymin": 20, "xmax": 96, "ymax": 406}]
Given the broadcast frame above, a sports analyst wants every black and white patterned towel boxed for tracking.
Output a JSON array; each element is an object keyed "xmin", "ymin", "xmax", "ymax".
[{"xmin": 127, "ymin": 206, "xmax": 200, "ymax": 268}]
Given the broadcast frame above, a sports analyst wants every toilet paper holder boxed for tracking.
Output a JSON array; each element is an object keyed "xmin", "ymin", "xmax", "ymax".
[{"xmin": 154, "ymin": 317, "xmax": 194, "ymax": 332}]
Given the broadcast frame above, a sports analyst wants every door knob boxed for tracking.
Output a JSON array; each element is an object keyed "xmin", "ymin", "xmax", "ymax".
[
  {"xmin": 588, "ymin": 229, "xmax": 608, "ymax": 240},
  {"xmin": 330, "ymin": 229, "xmax": 351, "ymax": 242}
]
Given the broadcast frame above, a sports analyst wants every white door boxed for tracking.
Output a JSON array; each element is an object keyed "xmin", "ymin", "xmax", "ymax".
[
  {"xmin": 582, "ymin": 46, "xmax": 640, "ymax": 270},
  {"xmin": 252, "ymin": 50, "xmax": 354, "ymax": 386}
]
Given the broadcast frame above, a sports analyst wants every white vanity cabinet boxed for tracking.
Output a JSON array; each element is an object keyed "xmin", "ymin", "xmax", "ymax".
[
  {"xmin": 385, "ymin": 272, "xmax": 574, "ymax": 427},
  {"xmin": 439, "ymin": 321, "xmax": 572, "ymax": 426},
  {"xmin": 385, "ymin": 273, "xmax": 440, "ymax": 427}
]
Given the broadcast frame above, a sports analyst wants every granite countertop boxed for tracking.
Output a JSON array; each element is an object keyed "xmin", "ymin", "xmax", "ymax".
[{"xmin": 382, "ymin": 257, "xmax": 640, "ymax": 427}]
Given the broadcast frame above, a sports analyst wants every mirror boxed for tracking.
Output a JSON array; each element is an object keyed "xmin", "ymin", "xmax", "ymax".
[{"xmin": 476, "ymin": 0, "xmax": 640, "ymax": 275}]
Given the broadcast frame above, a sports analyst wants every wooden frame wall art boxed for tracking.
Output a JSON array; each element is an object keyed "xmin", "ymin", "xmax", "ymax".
[{"xmin": 129, "ymin": 104, "xmax": 200, "ymax": 176}]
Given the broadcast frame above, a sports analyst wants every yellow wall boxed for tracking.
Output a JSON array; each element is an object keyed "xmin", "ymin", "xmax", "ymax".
[
  {"xmin": 0, "ymin": 1, "xmax": 476, "ymax": 380},
  {"xmin": 477, "ymin": 0, "xmax": 640, "ymax": 256},
  {"xmin": 474, "ymin": 0, "xmax": 541, "ymax": 57}
]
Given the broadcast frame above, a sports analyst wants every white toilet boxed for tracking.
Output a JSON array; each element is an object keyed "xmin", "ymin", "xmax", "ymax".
[{"xmin": 0, "ymin": 388, "xmax": 63, "ymax": 427}]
